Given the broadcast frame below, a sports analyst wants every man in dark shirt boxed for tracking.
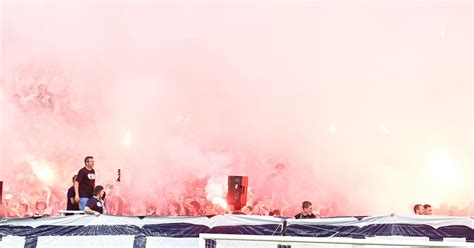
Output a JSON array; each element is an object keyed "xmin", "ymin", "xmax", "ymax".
[
  {"xmin": 294, "ymin": 201, "xmax": 317, "ymax": 219},
  {"xmin": 66, "ymin": 175, "xmax": 80, "ymax": 215},
  {"xmin": 84, "ymin": 185, "xmax": 106, "ymax": 216},
  {"xmin": 74, "ymin": 156, "xmax": 96, "ymax": 210}
]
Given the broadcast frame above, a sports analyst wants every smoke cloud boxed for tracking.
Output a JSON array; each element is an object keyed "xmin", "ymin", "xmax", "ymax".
[{"xmin": 0, "ymin": 0, "xmax": 472, "ymax": 215}]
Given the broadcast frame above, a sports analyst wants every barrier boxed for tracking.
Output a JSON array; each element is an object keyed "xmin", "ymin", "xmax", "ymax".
[{"xmin": 0, "ymin": 215, "xmax": 472, "ymax": 248}]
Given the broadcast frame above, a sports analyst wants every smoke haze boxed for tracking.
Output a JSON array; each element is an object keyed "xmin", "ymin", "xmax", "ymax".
[{"xmin": 0, "ymin": 0, "xmax": 472, "ymax": 215}]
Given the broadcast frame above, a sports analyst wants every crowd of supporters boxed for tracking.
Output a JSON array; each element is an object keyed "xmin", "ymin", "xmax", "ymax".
[{"xmin": 0, "ymin": 62, "xmax": 472, "ymax": 219}]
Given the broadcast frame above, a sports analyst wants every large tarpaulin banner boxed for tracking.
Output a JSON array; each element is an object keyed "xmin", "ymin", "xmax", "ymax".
[{"xmin": 1, "ymin": 215, "xmax": 472, "ymax": 247}]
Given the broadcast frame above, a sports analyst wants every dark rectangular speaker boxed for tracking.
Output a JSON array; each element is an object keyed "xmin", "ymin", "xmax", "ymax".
[{"xmin": 227, "ymin": 176, "xmax": 248, "ymax": 210}]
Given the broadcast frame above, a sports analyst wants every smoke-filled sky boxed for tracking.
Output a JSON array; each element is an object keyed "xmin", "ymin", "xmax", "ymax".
[{"xmin": 0, "ymin": 0, "xmax": 472, "ymax": 215}]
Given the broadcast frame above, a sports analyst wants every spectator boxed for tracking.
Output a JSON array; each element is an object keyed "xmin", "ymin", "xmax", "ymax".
[
  {"xmin": 84, "ymin": 185, "xmax": 106, "ymax": 217},
  {"xmin": 167, "ymin": 201, "xmax": 181, "ymax": 216},
  {"xmin": 35, "ymin": 84, "xmax": 54, "ymax": 110},
  {"xmin": 253, "ymin": 198, "xmax": 270, "ymax": 216},
  {"xmin": 182, "ymin": 196, "xmax": 193, "ymax": 215},
  {"xmin": 74, "ymin": 156, "xmax": 96, "ymax": 210},
  {"xmin": 423, "ymin": 204, "xmax": 432, "ymax": 215},
  {"xmin": 195, "ymin": 186, "xmax": 205, "ymax": 198},
  {"xmin": 105, "ymin": 184, "xmax": 124, "ymax": 215},
  {"xmin": 413, "ymin": 204, "xmax": 423, "ymax": 215},
  {"xmin": 33, "ymin": 199, "xmax": 48, "ymax": 217},
  {"xmin": 269, "ymin": 209, "xmax": 282, "ymax": 217},
  {"xmin": 242, "ymin": 205, "xmax": 253, "ymax": 215},
  {"xmin": 196, "ymin": 197, "xmax": 207, "ymax": 211},
  {"xmin": 203, "ymin": 204, "xmax": 216, "ymax": 216},
  {"xmin": 294, "ymin": 201, "xmax": 316, "ymax": 219},
  {"xmin": 66, "ymin": 175, "xmax": 79, "ymax": 215},
  {"xmin": 146, "ymin": 203, "xmax": 159, "ymax": 216},
  {"xmin": 16, "ymin": 200, "xmax": 31, "ymax": 218},
  {"xmin": 188, "ymin": 201, "xmax": 201, "ymax": 216}
]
